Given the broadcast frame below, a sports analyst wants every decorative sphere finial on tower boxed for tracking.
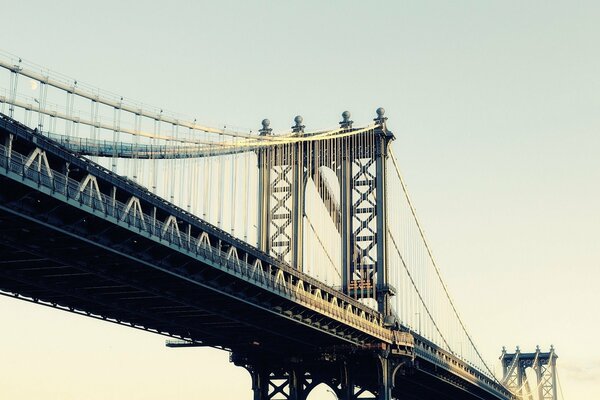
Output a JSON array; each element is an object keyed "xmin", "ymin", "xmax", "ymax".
[
  {"xmin": 259, "ymin": 118, "xmax": 272, "ymax": 136},
  {"xmin": 340, "ymin": 110, "xmax": 353, "ymax": 128},
  {"xmin": 292, "ymin": 115, "xmax": 305, "ymax": 133},
  {"xmin": 374, "ymin": 107, "xmax": 388, "ymax": 125}
]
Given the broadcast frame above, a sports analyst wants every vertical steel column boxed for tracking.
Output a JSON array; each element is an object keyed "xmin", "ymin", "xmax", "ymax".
[
  {"xmin": 374, "ymin": 134, "xmax": 388, "ymax": 315},
  {"xmin": 374, "ymin": 108, "xmax": 394, "ymax": 316},
  {"xmin": 377, "ymin": 356, "xmax": 393, "ymax": 400},
  {"xmin": 535, "ymin": 346, "xmax": 544, "ymax": 400},
  {"xmin": 340, "ymin": 361, "xmax": 355, "ymax": 400},
  {"xmin": 291, "ymin": 155, "xmax": 305, "ymax": 269},
  {"xmin": 288, "ymin": 367, "xmax": 307, "ymax": 400},
  {"xmin": 291, "ymin": 116, "xmax": 305, "ymax": 270},
  {"xmin": 249, "ymin": 367, "xmax": 269, "ymax": 400},
  {"xmin": 340, "ymin": 154, "xmax": 352, "ymax": 295},
  {"xmin": 500, "ymin": 347, "xmax": 508, "ymax": 378},
  {"xmin": 339, "ymin": 112, "xmax": 353, "ymax": 295},
  {"xmin": 550, "ymin": 346, "xmax": 558, "ymax": 400},
  {"xmin": 257, "ymin": 119, "xmax": 272, "ymax": 252},
  {"xmin": 516, "ymin": 351, "xmax": 524, "ymax": 400}
]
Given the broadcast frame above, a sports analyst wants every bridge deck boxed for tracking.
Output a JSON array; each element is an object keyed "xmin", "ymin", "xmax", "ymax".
[{"xmin": 0, "ymin": 114, "xmax": 392, "ymax": 356}]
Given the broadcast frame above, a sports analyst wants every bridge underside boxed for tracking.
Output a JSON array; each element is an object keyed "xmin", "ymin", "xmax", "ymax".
[{"xmin": 0, "ymin": 174, "xmax": 360, "ymax": 355}]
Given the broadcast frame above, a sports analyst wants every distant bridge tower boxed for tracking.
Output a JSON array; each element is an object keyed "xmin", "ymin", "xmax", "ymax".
[
  {"xmin": 256, "ymin": 109, "xmax": 396, "ymax": 317},
  {"xmin": 500, "ymin": 346, "xmax": 558, "ymax": 400}
]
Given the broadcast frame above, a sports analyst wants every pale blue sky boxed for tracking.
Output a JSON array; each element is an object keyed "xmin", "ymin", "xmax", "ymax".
[{"xmin": 1, "ymin": 1, "xmax": 599, "ymax": 398}]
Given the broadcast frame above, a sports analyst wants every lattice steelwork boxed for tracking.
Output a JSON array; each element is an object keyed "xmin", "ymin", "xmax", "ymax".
[
  {"xmin": 255, "ymin": 112, "xmax": 395, "ymax": 315},
  {"xmin": 501, "ymin": 346, "xmax": 558, "ymax": 400},
  {"xmin": 269, "ymin": 163, "xmax": 294, "ymax": 261},
  {"xmin": 340, "ymin": 112, "xmax": 394, "ymax": 315},
  {"xmin": 257, "ymin": 119, "xmax": 306, "ymax": 269},
  {"xmin": 538, "ymin": 349, "xmax": 558, "ymax": 400},
  {"xmin": 346, "ymin": 153, "xmax": 378, "ymax": 302}
]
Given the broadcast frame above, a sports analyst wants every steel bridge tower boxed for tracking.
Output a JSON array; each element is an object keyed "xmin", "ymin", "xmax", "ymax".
[
  {"xmin": 500, "ymin": 346, "xmax": 558, "ymax": 400},
  {"xmin": 244, "ymin": 109, "xmax": 404, "ymax": 400},
  {"xmin": 257, "ymin": 108, "xmax": 396, "ymax": 318}
]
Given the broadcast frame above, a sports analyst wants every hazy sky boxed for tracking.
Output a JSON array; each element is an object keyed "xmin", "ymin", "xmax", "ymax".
[{"xmin": 1, "ymin": 1, "xmax": 599, "ymax": 399}]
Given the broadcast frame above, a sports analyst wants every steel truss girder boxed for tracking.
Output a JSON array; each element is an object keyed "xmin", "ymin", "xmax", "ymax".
[{"xmin": 0, "ymin": 201, "xmax": 368, "ymax": 351}]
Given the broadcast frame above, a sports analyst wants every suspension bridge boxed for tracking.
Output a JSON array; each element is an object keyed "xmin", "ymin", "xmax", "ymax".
[{"xmin": 0, "ymin": 53, "xmax": 560, "ymax": 400}]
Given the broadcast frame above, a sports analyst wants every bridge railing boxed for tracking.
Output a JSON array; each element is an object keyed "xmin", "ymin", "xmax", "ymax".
[
  {"xmin": 412, "ymin": 336, "xmax": 512, "ymax": 399},
  {"xmin": 0, "ymin": 129, "xmax": 392, "ymax": 344}
]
